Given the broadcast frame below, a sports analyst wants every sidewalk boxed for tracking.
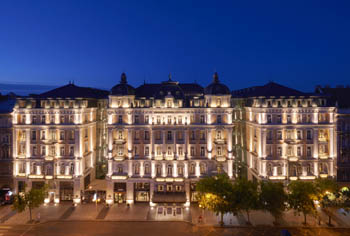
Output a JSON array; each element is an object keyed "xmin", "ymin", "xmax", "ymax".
[
  {"xmin": 4, "ymin": 202, "xmax": 71, "ymax": 225},
  {"xmin": 105, "ymin": 203, "xmax": 149, "ymax": 221}
]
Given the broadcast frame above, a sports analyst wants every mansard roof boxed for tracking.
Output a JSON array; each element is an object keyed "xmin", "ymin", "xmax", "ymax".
[
  {"xmin": 110, "ymin": 73, "xmax": 136, "ymax": 96},
  {"xmin": 0, "ymin": 97, "xmax": 16, "ymax": 113},
  {"xmin": 232, "ymin": 82, "xmax": 310, "ymax": 98},
  {"xmin": 315, "ymin": 86, "xmax": 350, "ymax": 108},
  {"xmin": 35, "ymin": 83, "xmax": 109, "ymax": 99},
  {"xmin": 204, "ymin": 72, "xmax": 231, "ymax": 95}
]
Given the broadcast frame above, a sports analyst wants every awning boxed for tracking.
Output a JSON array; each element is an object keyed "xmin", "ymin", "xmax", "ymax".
[
  {"xmin": 87, "ymin": 179, "xmax": 107, "ymax": 191},
  {"xmin": 152, "ymin": 192, "xmax": 186, "ymax": 203}
]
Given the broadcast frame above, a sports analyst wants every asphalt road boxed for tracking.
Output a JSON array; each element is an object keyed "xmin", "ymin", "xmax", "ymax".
[{"xmin": 2, "ymin": 221, "xmax": 350, "ymax": 236}]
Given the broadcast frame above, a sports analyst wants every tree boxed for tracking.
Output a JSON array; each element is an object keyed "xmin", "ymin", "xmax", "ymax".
[
  {"xmin": 231, "ymin": 178, "xmax": 259, "ymax": 224},
  {"xmin": 196, "ymin": 174, "xmax": 233, "ymax": 226},
  {"xmin": 12, "ymin": 186, "xmax": 47, "ymax": 222},
  {"xmin": 314, "ymin": 178, "xmax": 339, "ymax": 226},
  {"xmin": 259, "ymin": 181, "xmax": 287, "ymax": 225},
  {"xmin": 287, "ymin": 180, "xmax": 317, "ymax": 225}
]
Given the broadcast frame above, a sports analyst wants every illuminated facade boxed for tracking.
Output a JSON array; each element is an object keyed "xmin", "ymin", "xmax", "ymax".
[
  {"xmin": 105, "ymin": 73, "xmax": 234, "ymax": 205},
  {"xmin": 11, "ymin": 84, "xmax": 108, "ymax": 203},
  {"xmin": 0, "ymin": 97, "xmax": 14, "ymax": 188},
  {"xmin": 233, "ymin": 82, "xmax": 337, "ymax": 182},
  {"xmin": 9, "ymin": 77, "xmax": 343, "ymax": 205}
]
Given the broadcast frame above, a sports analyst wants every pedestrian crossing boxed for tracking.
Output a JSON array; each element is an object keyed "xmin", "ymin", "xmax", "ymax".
[{"xmin": 0, "ymin": 225, "xmax": 11, "ymax": 236}]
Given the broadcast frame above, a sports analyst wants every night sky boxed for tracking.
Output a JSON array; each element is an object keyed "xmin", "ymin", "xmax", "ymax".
[{"xmin": 1, "ymin": 0, "xmax": 350, "ymax": 93}]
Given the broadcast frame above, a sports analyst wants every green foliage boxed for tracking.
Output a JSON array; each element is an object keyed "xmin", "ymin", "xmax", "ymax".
[
  {"xmin": 259, "ymin": 181, "xmax": 287, "ymax": 223},
  {"xmin": 287, "ymin": 180, "xmax": 317, "ymax": 224},
  {"xmin": 231, "ymin": 178, "xmax": 259, "ymax": 224},
  {"xmin": 196, "ymin": 174, "xmax": 233, "ymax": 225},
  {"xmin": 12, "ymin": 185, "xmax": 47, "ymax": 222}
]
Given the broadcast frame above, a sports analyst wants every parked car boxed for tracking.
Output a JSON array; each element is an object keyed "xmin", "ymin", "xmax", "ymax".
[{"xmin": 0, "ymin": 188, "xmax": 14, "ymax": 205}]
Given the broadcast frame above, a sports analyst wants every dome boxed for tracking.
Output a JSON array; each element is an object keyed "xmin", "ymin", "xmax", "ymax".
[
  {"xmin": 204, "ymin": 72, "xmax": 230, "ymax": 95},
  {"xmin": 111, "ymin": 73, "xmax": 135, "ymax": 96},
  {"xmin": 154, "ymin": 74, "xmax": 185, "ymax": 99}
]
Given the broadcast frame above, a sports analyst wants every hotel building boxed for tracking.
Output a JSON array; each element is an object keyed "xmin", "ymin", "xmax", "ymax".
[
  {"xmin": 11, "ymin": 84, "xmax": 108, "ymax": 203},
  {"xmin": 105, "ymin": 73, "xmax": 234, "ymax": 205},
  {"xmin": 232, "ymin": 82, "xmax": 337, "ymax": 182}
]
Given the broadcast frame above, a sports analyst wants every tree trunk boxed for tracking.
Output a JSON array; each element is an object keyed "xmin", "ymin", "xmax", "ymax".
[
  {"xmin": 303, "ymin": 213, "xmax": 307, "ymax": 225},
  {"xmin": 220, "ymin": 212, "xmax": 224, "ymax": 226},
  {"xmin": 328, "ymin": 215, "xmax": 332, "ymax": 226},
  {"xmin": 29, "ymin": 207, "xmax": 32, "ymax": 222},
  {"xmin": 246, "ymin": 210, "xmax": 250, "ymax": 225}
]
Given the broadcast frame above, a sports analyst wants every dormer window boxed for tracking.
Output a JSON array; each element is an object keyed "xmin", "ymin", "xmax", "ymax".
[{"xmin": 217, "ymin": 98, "xmax": 221, "ymax": 107}]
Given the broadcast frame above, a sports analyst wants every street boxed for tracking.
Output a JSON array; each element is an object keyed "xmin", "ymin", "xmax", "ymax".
[{"xmin": 1, "ymin": 221, "xmax": 350, "ymax": 236}]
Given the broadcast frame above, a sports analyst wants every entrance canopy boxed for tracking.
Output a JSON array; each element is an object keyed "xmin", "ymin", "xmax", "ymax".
[{"xmin": 152, "ymin": 192, "xmax": 186, "ymax": 203}]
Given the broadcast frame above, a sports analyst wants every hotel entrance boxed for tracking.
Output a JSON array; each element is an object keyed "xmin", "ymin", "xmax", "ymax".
[
  {"xmin": 114, "ymin": 183, "xmax": 126, "ymax": 203},
  {"xmin": 59, "ymin": 181, "xmax": 74, "ymax": 201}
]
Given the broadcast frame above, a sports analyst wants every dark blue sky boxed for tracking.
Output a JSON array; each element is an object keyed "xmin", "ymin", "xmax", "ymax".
[{"xmin": 1, "ymin": 0, "xmax": 350, "ymax": 92}]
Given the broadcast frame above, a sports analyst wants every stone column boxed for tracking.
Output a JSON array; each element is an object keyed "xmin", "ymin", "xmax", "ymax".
[
  {"xmin": 207, "ymin": 129, "xmax": 212, "ymax": 159},
  {"xmin": 108, "ymin": 128, "xmax": 113, "ymax": 158},
  {"xmin": 227, "ymin": 159, "xmax": 233, "ymax": 178},
  {"xmin": 13, "ymin": 129, "xmax": 17, "ymax": 158},
  {"xmin": 162, "ymin": 162, "xmax": 166, "ymax": 177},
  {"xmin": 184, "ymin": 162, "xmax": 189, "ymax": 178},
  {"xmin": 140, "ymin": 161, "xmax": 144, "ymax": 177},
  {"xmin": 151, "ymin": 129, "xmax": 154, "ymax": 159},
  {"xmin": 195, "ymin": 161, "xmax": 200, "ymax": 178},
  {"xmin": 314, "ymin": 162, "xmax": 319, "ymax": 176},
  {"xmin": 261, "ymin": 128, "xmax": 266, "ymax": 158},
  {"xmin": 126, "ymin": 182, "xmax": 134, "ymax": 204},
  {"xmin": 127, "ymin": 129, "xmax": 133, "ymax": 159},
  {"xmin": 227, "ymin": 128, "xmax": 232, "ymax": 159},
  {"xmin": 108, "ymin": 159, "xmax": 113, "ymax": 176},
  {"xmin": 313, "ymin": 128, "xmax": 318, "ymax": 158},
  {"xmin": 173, "ymin": 162, "xmax": 177, "ymax": 177},
  {"xmin": 151, "ymin": 161, "xmax": 156, "ymax": 178},
  {"xmin": 26, "ymin": 129, "xmax": 31, "ymax": 158},
  {"xmin": 329, "ymin": 127, "xmax": 334, "ymax": 158},
  {"xmin": 128, "ymin": 160, "xmax": 133, "ymax": 177}
]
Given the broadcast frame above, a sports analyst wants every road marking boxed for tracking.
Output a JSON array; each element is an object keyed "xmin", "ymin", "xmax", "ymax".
[
  {"xmin": 0, "ymin": 226, "xmax": 11, "ymax": 229},
  {"xmin": 19, "ymin": 225, "xmax": 33, "ymax": 236}
]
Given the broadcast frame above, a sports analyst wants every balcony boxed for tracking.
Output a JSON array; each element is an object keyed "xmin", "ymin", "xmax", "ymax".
[
  {"xmin": 113, "ymin": 139, "xmax": 126, "ymax": 145},
  {"xmin": 214, "ymin": 138, "xmax": 226, "ymax": 145}
]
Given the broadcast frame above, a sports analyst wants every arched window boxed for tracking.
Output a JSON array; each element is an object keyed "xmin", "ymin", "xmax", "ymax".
[
  {"xmin": 70, "ymin": 163, "xmax": 74, "ymax": 175},
  {"xmin": 178, "ymin": 165, "xmax": 183, "ymax": 175},
  {"xmin": 200, "ymin": 163, "xmax": 206, "ymax": 174},
  {"xmin": 156, "ymin": 165, "xmax": 162, "ymax": 176},
  {"xmin": 167, "ymin": 146, "xmax": 172, "ymax": 155},
  {"xmin": 190, "ymin": 163, "xmax": 195, "ymax": 174},
  {"xmin": 134, "ymin": 163, "xmax": 140, "ymax": 174},
  {"xmin": 167, "ymin": 165, "xmax": 173, "ymax": 176},
  {"xmin": 145, "ymin": 163, "xmax": 150, "ymax": 174}
]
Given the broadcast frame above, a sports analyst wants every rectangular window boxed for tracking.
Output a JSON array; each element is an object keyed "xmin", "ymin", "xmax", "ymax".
[
  {"xmin": 277, "ymin": 115, "xmax": 282, "ymax": 123},
  {"xmin": 118, "ymin": 115, "xmax": 123, "ymax": 124},
  {"xmin": 277, "ymin": 147, "xmax": 282, "ymax": 156},
  {"xmin": 145, "ymin": 146, "xmax": 149, "ymax": 155},
  {"xmin": 144, "ymin": 131, "xmax": 149, "ymax": 140},
  {"xmin": 41, "ymin": 146, "xmax": 46, "ymax": 156},
  {"xmin": 277, "ymin": 131, "xmax": 282, "ymax": 140},
  {"xmin": 60, "ymin": 147, "xmax": 65, "ymax": 156},
  {"xmin": 167, "ymin": 131, "xmax": 172, "ymax": 141},
  {"xmin": 31, "ymin": 131, "xmax": 36, "ymax": 140},
  {"xmin": 267, "ymin": 115, "xmax": 272, "ymax": 124},
  {"xmin": 200, "ymin": 115, "xmax": 205, "ymax": 124},
  {"xmin": 217, "ymin": 147, "xmax": 222, "ymax": 156},
  {"xmin": 307, "ymin": 130, "xmax": 312, "ymax": 140},
  {"xmin": 33, "ymin": 147, "xmax": 37, "ymax": 156},
  {"xmin": 145, "ymin": 115, "xmax": 149, "ymax": 124},
  {"xmin": 217, "ymin": 115, "xmax": 222, "ymax": 124},
  {"xmin": 190, "ymin": 146, "xmax": 195, "ymax": 156},
  {"xmin": 178, "ymin": 147, "xmax": 183, "ymax": 155},
  {"xmin": 200, "ymin": 147, "xmax": 205, "ymax": 156},
  {"xmin": 60, "ymin": 131, "xmax": 65, "ymax": 140},
  {"xmin": 307, "ymin": 147, "xmax": 311, "ymax": 157},
  {"xmin": 134, "ymin": 115, "xmax": 139, "ymax": 124}
]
